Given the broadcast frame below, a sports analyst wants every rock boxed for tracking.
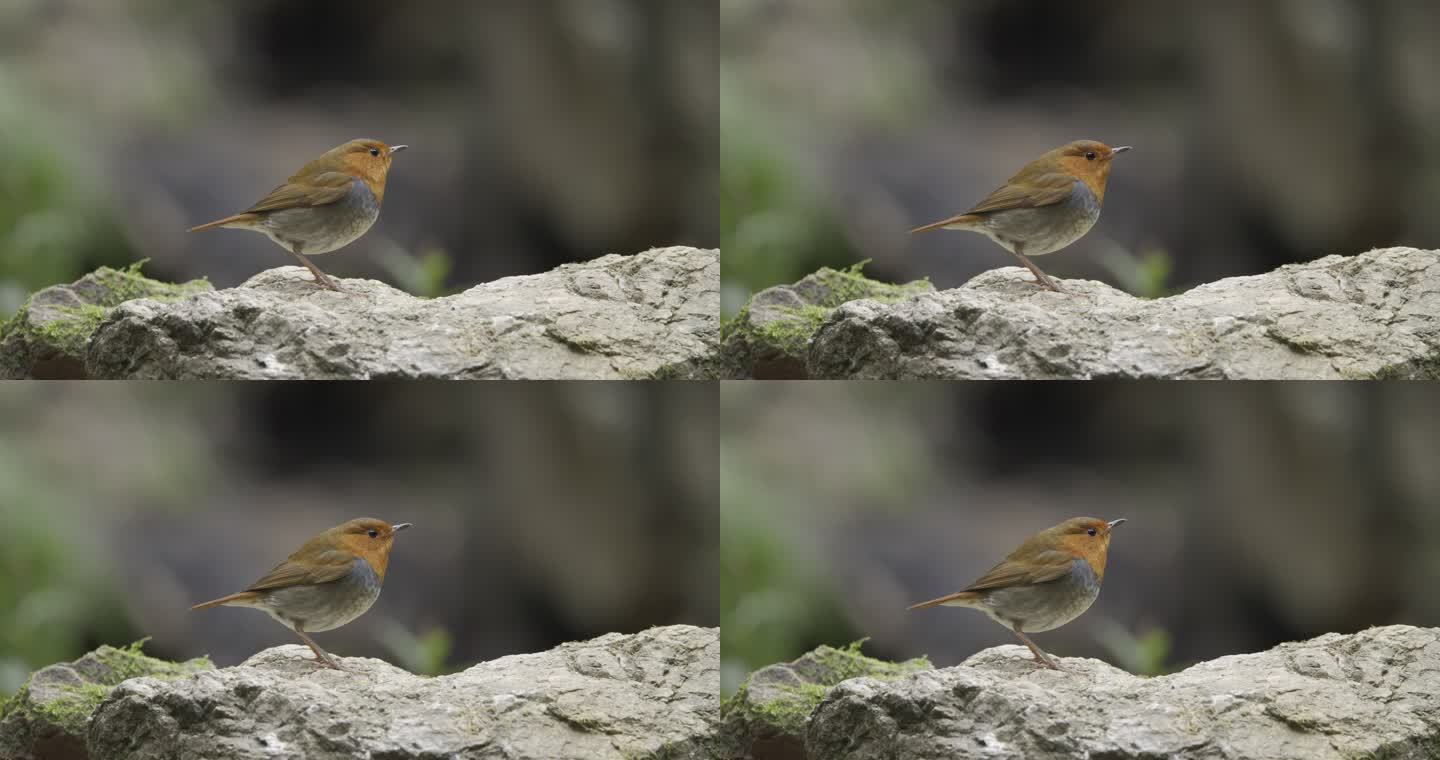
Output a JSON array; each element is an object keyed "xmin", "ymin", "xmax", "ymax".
[
  {"xmin": 2, "ymin": 246, "xmax": 718, "ymax": 380},
  {"xmin": 0, "ymin": 264, "xmax": 212, "ymax": 379},
  {"xmin": 87, "ymin": 625, "xmax": 718, "ymax": 760},
  {"xmin": 0, "ymin": 640, "xmax": 212, "ymax": 760},
  {"xmin": 720, "ymin": 264, "xmax": 932, "ymax": 379},
  {"xmin": 720, "ymin": 641, "xmax": 930, "ymax": 760},
  {"xmin": 796, "ymin": 247, "xmax": 1440, "ymax": 379},
  {"xmin": 726, "ymin": 625, "xmax": 1440, "ymax": 760}
]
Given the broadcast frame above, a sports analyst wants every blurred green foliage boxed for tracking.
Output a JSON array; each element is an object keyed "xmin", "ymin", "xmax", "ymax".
[
  {"xmin": 1096, "ymin": 619, "xmax": 1179, "ymax": 676},
  {"xmin": 378, "ymin": 620, "xmax": 456, "ymax": 677},
  {"xmin": 720, "ymin": 74, "xmax": 857, "ymax": 320},
  {"xmin": 377, "ymin": 246, "xmax": 455, "ymax": 299},
  {"xmin": 720, "ymin": 444, "xmax": 858, "ymax": 697},
  {"xmin": 0, "ymin": 515, "xmax": 136, "ymax": 699},
  {"xmin": 0, "ymin": 75, "xmax": 138, "ymax": 320},
  {"xmin": 1101, "ymin": 244, "xmax": 1176, "ymax": 299}
]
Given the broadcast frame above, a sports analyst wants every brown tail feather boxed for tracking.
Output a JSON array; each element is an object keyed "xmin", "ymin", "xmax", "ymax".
[
  {"xmin": 908, "ymin": 590, "xmax": 979, "ymax": 610},
  {"xmin": 909, "ymin": 213, "xmax": 980, "ymax": 235},
  {"xmin": 191, "ymin": 591, "xmax": 259, "ymax": 611},
  {"xmin": 188, "ymin": 213, "xmax": 260, "ymax": 233}
]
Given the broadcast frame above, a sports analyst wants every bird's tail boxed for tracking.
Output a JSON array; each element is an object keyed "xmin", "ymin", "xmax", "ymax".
[
  {"xmin": 188, "ymin": 213, "xmax": 261, "ymax": 233},
  {"xmin": 190, "ymin": 591, "xmax": 260, "ymax": 611},
  {"xmin": 909, "ymin": 213, "xmax": 980, "ymax": 235},
  {"xmin": 908, "ymin": 590, "xmax": 980, "ymax": 610}
]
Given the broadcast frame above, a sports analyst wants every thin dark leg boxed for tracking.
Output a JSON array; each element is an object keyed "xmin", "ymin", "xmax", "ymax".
[
  {"xmin": 287, "ymin": 246, "xmax": 343, "ymax": 292},
  {"xmin": 1011, "ymin": 626, "xmax": 1062, "ymax": 670},
  {"xmin": 293, "ymin": 627, "xmax": 345, "ymax": 670},
  {"xmin": 1009, "ymin": 244, "xmax": 1064, "ymax": 293}
]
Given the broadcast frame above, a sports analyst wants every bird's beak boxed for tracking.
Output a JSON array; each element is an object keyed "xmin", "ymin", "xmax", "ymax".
[
  {"xmin": 389, "ymin": 145, "xmax": 408, "ymax": 155},
  {"xmin": 1107, "ymin": 518, "xmax": 1127, "ymax": 529},
  {"xmin": 1111, "ymin": 146, "xmax": 1133, "ymax": 155},
  {"xmin": 392, "ymin": 522, "xmax": 413, "ymax": 531}
]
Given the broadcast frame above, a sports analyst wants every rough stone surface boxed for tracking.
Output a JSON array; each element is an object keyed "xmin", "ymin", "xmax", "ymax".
[
  {"xmin": 720, "ymin": 264, "xmax": 932, "ymax": 379},
  {"xmin": 793, "ymin": 247, "xmax": 1440, "ymax": 379},
  {"xmin": 82, "ymin": 246, "xmax": 718, "ymax": 380},
  {"xmin": 0, "ymin": 642, "xmax": 212, "ymax": 760},
  {"xmin": 86, "ymin": 625, "xmax": 718, "ymax": 760},
  {"xmin": 720, "ymin": 642, "xmax": 930, "ymax": 760},
  {"xmin": 0, "ymin": 264, "xmax": 212, "ymax": 379},
  {"xmin": 726, "ymin": 625, "xmax": 1440, "ymax": 760}
]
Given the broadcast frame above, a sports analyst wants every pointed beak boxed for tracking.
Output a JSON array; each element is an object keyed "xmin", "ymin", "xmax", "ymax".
[
  {"xmin": 392, "ymin": 522, "xmax": 413, "ymax": 531},
  {"xmin": 389, "ymin": 145, "xmax": 408, "ymax": 155},
  {"xmin": 1111, "ymin": 146, "xmax": 1132, "ymax": 155},
  {"xmin": 1107, "ymin": 518, "xmax": 1127, "ymax": 529}
]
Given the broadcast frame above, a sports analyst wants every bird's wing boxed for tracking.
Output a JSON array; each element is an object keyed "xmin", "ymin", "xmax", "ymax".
[
  {"xmin": 243, "ymin": 548, "xmax": 355, "ymax": 592},
  {"xmin": 961, "ymin": 548, "xmax": 1075, "ymax": 592},
  {"xmin": 241, "ymin": 172, "xmax": 357, "ymax": 214},
  {"xmin": 964, "ymin": 172, "xmax": 1078, "ymax": 215}
]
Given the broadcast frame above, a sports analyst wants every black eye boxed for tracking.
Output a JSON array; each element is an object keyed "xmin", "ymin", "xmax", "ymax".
[
  {"xmin": 1085, "ymin": 152, "xmax": 1097, "ymax": 161},
  {"xmin": 367, "ymin": 529, "xmax": 379, "ymax": 538},
  {"xmin": 1086, "ymin": 528, "xmax": 1097, "ymax": 536},
  {"xmin": 369, "ymin": 148, "xmax": 380, "ymax": 157}
]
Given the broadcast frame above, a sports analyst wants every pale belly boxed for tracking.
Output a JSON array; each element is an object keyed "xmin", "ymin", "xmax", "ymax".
[
  {"xmin": 974, "ymin": 558, "xmax": 1102, "ymax": 633},
  {"xmin": 973, "ymin": 179, "xmax": 1102, "ymax": 256},
  {"xmin": 255, "ymin": 558, "xmax": 383, "ymax": 633},
  {"xmin": 257, "ymin": 180, "xmax": 381, "ymax": 255}
]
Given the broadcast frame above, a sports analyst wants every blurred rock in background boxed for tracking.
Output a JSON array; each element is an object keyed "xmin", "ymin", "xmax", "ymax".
[
  {"xmin": 0, "ymin": 0, "xmax": 717, "ymax": 317},
  {"xmin": 720, "ymin": 383, "xmax": 1440, "ymax": 694},
  {"xmin": 721, "ymin": 0, "xmax": 1440, "ymax": 316},
  {"xmin": 0, "ymin": 383, "xmax": 718, "ymax": 697}
]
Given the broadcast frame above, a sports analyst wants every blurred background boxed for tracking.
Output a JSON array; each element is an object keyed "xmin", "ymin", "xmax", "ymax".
[
  {"xmin": 721, "ymin": 382, "xmax": 1440, "ymax": 695},
  {"xmin": 0, "ymin": 0, "xmax": 717, "ymax": 318},
  {"xmin": 0, "ymin": 383, "xmax": 718, "ymax": 697},
  {"xmin": 721, "ymin": 0, "xmax": 1440, "ymax": 317}
]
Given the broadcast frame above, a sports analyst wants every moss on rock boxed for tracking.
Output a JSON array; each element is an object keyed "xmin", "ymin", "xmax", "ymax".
[
  {"xmin": 720, "ymin": 262, "xmax": 932, "ymax": 379},
  {"xmin": 720, "ymin": 640, "xmax": 931, "ymax": 758},
  {"xmin": 0, "ymin": 639, "xmax": 213, "ymax": 759},
  {"xmin": 0, "ymin": 261, "xmax": 211, "ymax": 379}
]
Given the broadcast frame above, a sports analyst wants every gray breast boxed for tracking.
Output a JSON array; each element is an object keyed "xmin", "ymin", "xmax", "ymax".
[
  {"xmin": 983, "ymin": 558, "xmax": 1102, "ymax": 633},
  {"xmin": 260, "ymin": 179, "xmax": 382, "ymax": 255},
  {"xmin": 259, "ymin": 557, "xmax": 383, "ymax": 633}
]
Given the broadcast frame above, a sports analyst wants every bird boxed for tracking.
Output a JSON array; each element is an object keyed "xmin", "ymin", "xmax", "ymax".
[
  {"xmin": 909, "ymin": 517, "xmax": 1125, "ymax": 670},
  {"xmin": 188, "ymin": 139, "xmax": 408, "ymax": 292},
  {"xmin": 910, "ymin": 140, "xmax": 1131, "ymax": 293},
  {"xmin": 191, "ymin": 518, "xmax": 411, "ymax": 669}
]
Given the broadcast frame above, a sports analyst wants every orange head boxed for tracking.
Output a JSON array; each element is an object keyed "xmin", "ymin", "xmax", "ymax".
[
  {"xmin": 309, "ymin": 517, "xmax": 412, "ymax": 580},
  {"xmin": 292, "ymin": 139, "xmax": 408, "ymax": 202},
  {"xmin": 1027, "ymin": 140, "xmax": 1131, "ymax": 203},
  {"xmin": 1036, "ymin": 516, "xmax": 1125, "ymax": 579}
]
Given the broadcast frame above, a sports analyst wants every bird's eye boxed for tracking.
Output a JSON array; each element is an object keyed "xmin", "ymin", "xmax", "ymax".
[
  {"xmin": 1086, "ymin": 528, "xmax": 1097, "ymax": 536},
  {"xmin": 369, "ymin": 148, "xmax": 381, "ymax": 157},
  {"xmin": 1085, "ymin": 152, "xmax": 1097, "ymax": 161},
  {"xmin": 367, "ymin": 529, "xmax": 379, "ymax": 538}
]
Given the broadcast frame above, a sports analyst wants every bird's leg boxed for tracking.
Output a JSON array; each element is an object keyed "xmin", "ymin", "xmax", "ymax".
[
  {"xmin": 1010, "ymin": 626, "xmax": 1062, "ymax": 670},
  {"xmin": 287, "ymin": 245, "xmax": 343, "ymax": 292},
  {"xmin": 1008, "ymin": 244, "xmax": 1065, "ymax": 293},
  {"xmin": 292, "ymin": 626, "xmax": 345, "ymax": 670}
]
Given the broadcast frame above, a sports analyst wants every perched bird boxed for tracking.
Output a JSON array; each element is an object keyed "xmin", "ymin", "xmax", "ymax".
[
  {"xmin": 188, "ymin": 139, "xmax": 408, "ymax": 292},
  {"xmin": 191, "ymin": 518, "xmax": 412, "ymax": 669},
  {"xmin": 909, "ymin": 517, "xmax": 1125, "ymax": 670},
  {"xmin": 910, "ymin": 140, "xmax": 1131, "ymax": 293}
]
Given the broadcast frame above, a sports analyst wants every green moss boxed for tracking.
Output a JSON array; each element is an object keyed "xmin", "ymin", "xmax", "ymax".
[
  {"xmin": 724, "ymin": 639, "xmax": 932, "ymax": 737},
  {"xmin": 0, "ymin": 260, "xmax": 210, "ymax": 355},
  {"xmin": 807, "ymin": 639, "xmax": 931, "ymax": 684},
  {"xmin": 750, "ymin": 304, "xmax": 833, "ymax": 357},
  {"xmin": 2, "ymin": 639, "xmax": 212, "ymax": 737},
  {"xmin": 723, "ymin": 261, "xmax": 932, "ymax": 369},
  {"xmin": 806, "ymin": 261, "xmax": 933, "ymax": 309}
]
